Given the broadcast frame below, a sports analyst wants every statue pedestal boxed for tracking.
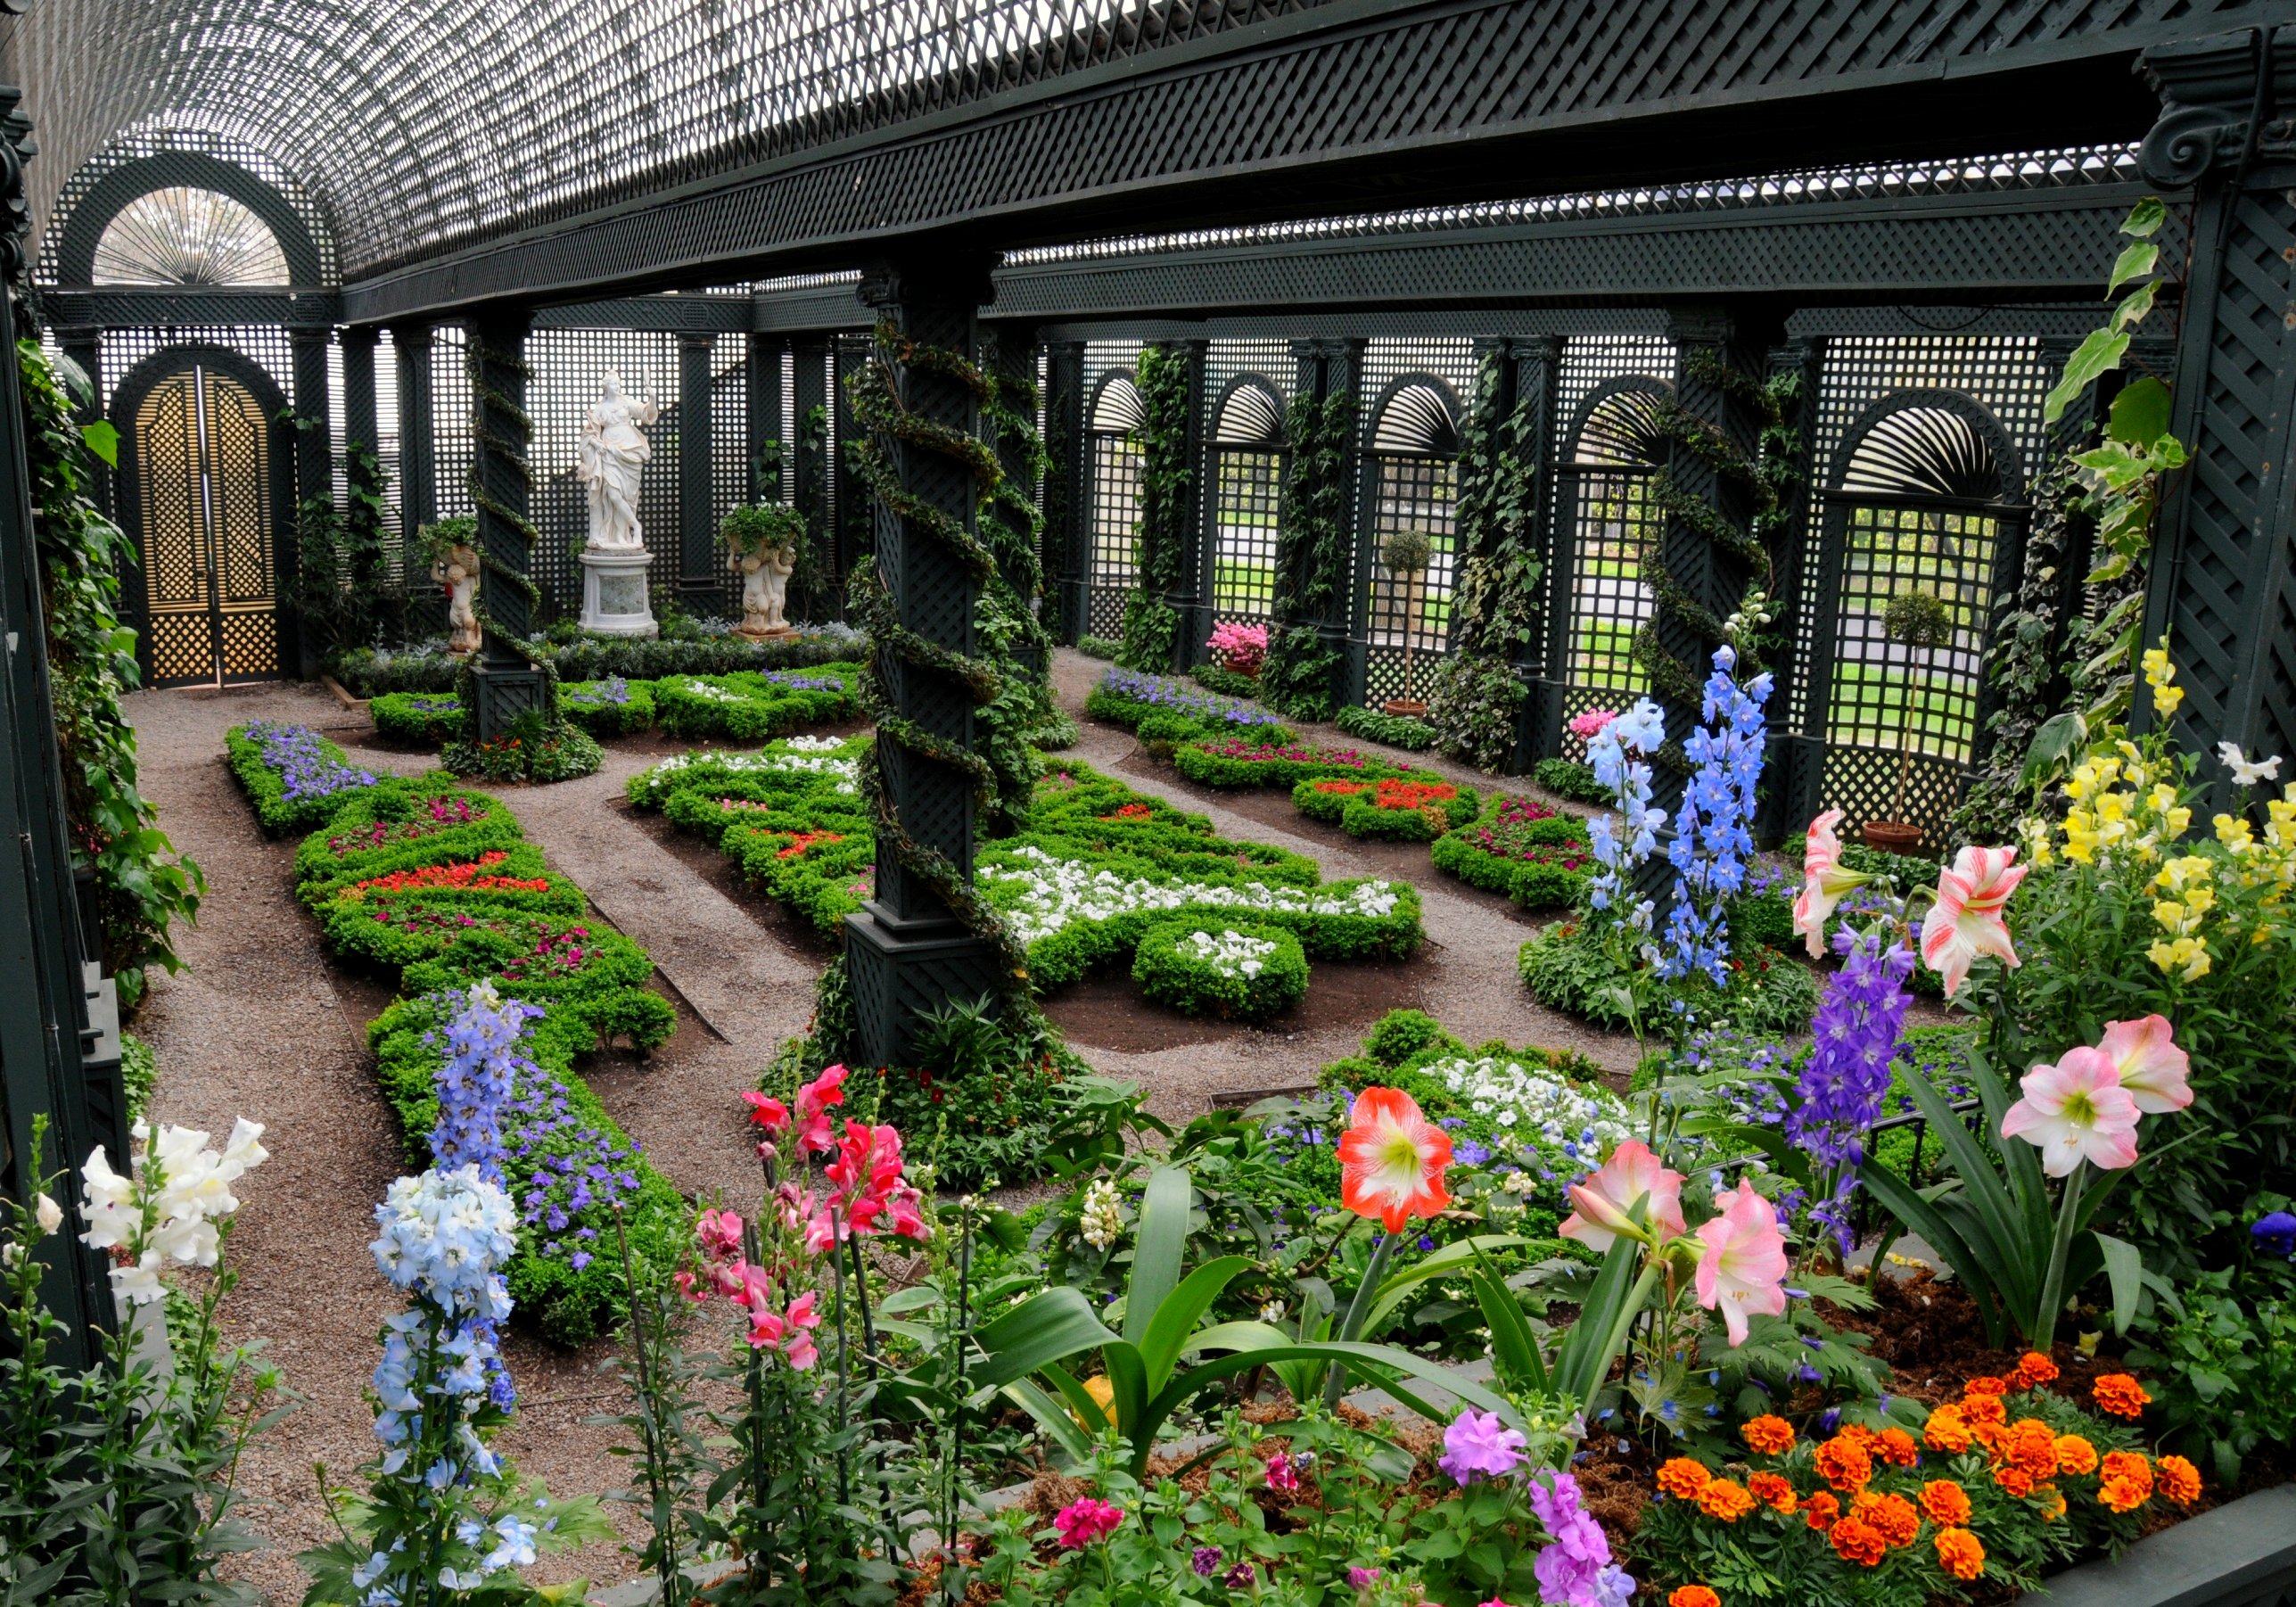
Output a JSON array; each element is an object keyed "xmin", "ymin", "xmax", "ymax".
[{"xmin": 579, "ymin": 547, "xmax": 657, "ymax": 638}]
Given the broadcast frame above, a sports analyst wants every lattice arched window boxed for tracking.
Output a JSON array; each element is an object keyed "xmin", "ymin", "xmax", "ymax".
[
  {"xmin": 1361, "ymin": 376, "xmax": 1461, "ymax": 703},
  {"xmin": 91, "ymin": 186, "xmax": 290, "ymax": 285},
  {"xmin": 1206, "ymin": 376, "xmax": 1286, "ymax": 625},
  {"xmin": 1084, "ymin": 371, "xmax": 1147, "ymax": 638},
  {"xmin": 1812, "ymin": 390, "xmax": 2028, "ymax": 835},
  {"xmin": 1555, "ymin": 377, "xmax": 1671, "ymax": 734}
]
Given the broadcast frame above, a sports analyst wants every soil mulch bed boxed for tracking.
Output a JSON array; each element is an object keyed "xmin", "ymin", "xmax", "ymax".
[{"xmin": 1045, "ymin": 953, "xmax": 1431, "ymax": 1054}]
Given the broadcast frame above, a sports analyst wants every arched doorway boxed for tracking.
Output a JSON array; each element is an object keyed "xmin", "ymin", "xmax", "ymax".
[{"xmin": 111, "ymin": 348, "xmax": 294, "ymax": 688}]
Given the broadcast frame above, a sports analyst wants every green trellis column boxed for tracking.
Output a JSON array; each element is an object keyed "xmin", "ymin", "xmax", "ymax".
[
  {"xmin": 1157, "ymin": 338, "xmax": 1209, "ymax": 672},
  {"xmin": 1770, "ymin": 333, "xmax": 1830, "ymax": 840},
  {"xmin": 54, "ymin": 324, "xmax": 104, "ymax": 513},
  {"xmin": 1649, "ymin": 302, "xmax": 1790, "ymax": 828},
  {"xmin": 1500, "ymin": 334, "xmax": 1564, "ymax": 771},
  {"xmin": 678, "ymin": 330, "xmax": 717, "ymax": 609},
  {"xmin": 2137, "ymin": 28, "xmax": 2296, "ymax": 812},
  {"xmin": 747, "ymin": 332, "xmax": 784, "ymax": 506},
  {"xmin": 1043, "ymin": 340, "xmax": 1088, "ymax": 643},
  {"xmin": 844, "ymin": 259, "xmax": 1007, "ymax": 1068},
  {"xmin": 394, "ymin": 325, "xmax": 438, "ymax": 628},
  {"xmin": 1289, "ymin": 336, "xmax": 1364, "ymax": 713},
  {"xmin": 983, "ymin": 321, "xmax": 1047, "ymax": 679},
  {"xmin": 465, "ymin": 309, "xmax": 550, "ymax": 739},
  {"xmin": 793, "ymin": 334, "xmax": 832, "ymax": 584},
  {"xmin": 289, "ymin": 325, "xmax": 333, "ymax": 676}
]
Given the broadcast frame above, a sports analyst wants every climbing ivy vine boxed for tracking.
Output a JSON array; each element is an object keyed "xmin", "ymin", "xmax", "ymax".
[
  {"xmin": 1259, "ymin": 387, "xmax": 1355, "ymax": 721},
  {"xmin": 1115, "ymin": 344, "xmax": 1190, "ymax": 672}
]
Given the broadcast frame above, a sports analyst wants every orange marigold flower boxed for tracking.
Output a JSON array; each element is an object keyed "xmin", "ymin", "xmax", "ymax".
[
  {"xmin": 1922, "ymin": 1405, "xmax": 1973, "ymax": 1454},
  {"xmin": 2004, "ymin": 1419, "xmax": 2061, "ymax": 1480},
  {"xmin": 1876, "ymin": 1427, "xmax": 1920, "ymax": 1467},
  {"xmin": 1815, "ymin": 1436, "xmax": 1873, "ymax": 1493},
  {"xmin": 2010, "ymin": 1350, "xmax": 2061, "ymax": 1389},
  {"xmin": 1960, "ymin": 1391, "xmax": 2007, "ymax": 1428},
  {"xmin": 2157, "ymin": 1455, "xmax": 2201, "ymax": 1507},
  {"xmin": 1919, "ymin": 1479, "xmax": 1972, "ymax": 1528},
  {"xmin": 2100, "ymin": 1476, "xmax": 2150, "ymax": 1514},
  {"xmin": 1748, "ymin": 1472, "xmax": 1798, "ymax": 1514},
  {"xmin": 1995, "ymin": 1464, "xmax": 2039, "ymax": 1498},
  {"xmin": 2100, "ymin": 1451, "xmax": 2152, "ymax": 1499},
  {"xmin": 2054, "ymin": 1435, "xmax": 2098, "ymax": 1476},
  {"xmin": 2037, "ymin": 1485, "xmax": 2067, "ymax": 1521},
  {"xmin": 1669, "ymin": 1588, "xmax": 1721, "ymax": 1607},
  {"xmin": 1964, "ymin": 1374, "xmax": 2010, "ymax": 1397},
  {"xmin": 1741, "ymin": 1414, "xmax": 1796, "ymax": 1455},
  {"xmin": 1658, "ymin": 1458, "xmax": 1713, "ymax": 1500},
  {"xmin": 1935, "ymin": 1527, "xmax": 1987, "ymax": 1581},
  {"xmin": 1802, "ymin": 1491, "xmax": 1841, "ymax": 1534},
  {"xmin": 2093, "ymin": 1373, "xmax": 2152, "ymax": 1419},
  {"xmin": 1830, "ymin": 1515, "xmax": 1889, "ymax": 1568},
  {"xmin": 1699, "ymin": 1479, "xmax": 1757, "ymax": 1523},
  {"xmin": 1856, "ymin": 1491, "xmax": 1921, "ymax": 1548}
]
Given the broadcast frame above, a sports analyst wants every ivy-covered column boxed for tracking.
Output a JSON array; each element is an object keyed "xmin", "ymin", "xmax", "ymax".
[
  {"xmin": 465, "ymin": 309, "xmax": 550, "ymax": 738},
  {"xmin": 1114, "ymin": 340, "xmax": 1202, "ymax": 672},
  {"xmin": 2138, "ymin": 29, "xmax": 2296, "ymax": 800},
  {"xmin": 1642, "ymin": 303, "xmax": 1790, "ymax": 824},
  {"xmin": 338, "ymin": 326, "xmax": 387, "ymax": 645},
  {"xmin": 1261, "ymin": 338, "xmax": 1360, "ymax": 721},
  {"xmin": 843, "ymin": 260, "xmax": 1013, "ymax": 1067},
  {"xmin": 746, "ymin": 332, "xmax": 785, "ymax": 506},
  {"xmin": 288, "ymin": 325, "xmax": 333, "ymax": 675},
  {"xmin": 392, "ymin": 325, "xmax": 440, "ymax": 634},
  {"xmin": 983, "ymin": 321, "xmax": 1053, "ymax": 686},
  {"xmin": 793, "ymin": 335, "xmax": 832, "ymax": 583},
  {"xmin": 678, "ymin": 330, "xmax": 717, "ymax": 608},
  {"xmin": 1042, "ymin": 340, "xmax": 1088, "ymax": 642},
  {"xmin": 1766, "ymin": 333, "xmax": 1828, "ymax": 841},
  {"xmin": 53, "ymin": 324, "xmax": 103, "ymax": 511}
]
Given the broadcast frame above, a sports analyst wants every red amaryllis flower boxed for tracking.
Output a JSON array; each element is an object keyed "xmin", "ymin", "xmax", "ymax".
[{"xmin": 1337, "ymin": 1087, "xmax": 1452, "ymax": 1232}]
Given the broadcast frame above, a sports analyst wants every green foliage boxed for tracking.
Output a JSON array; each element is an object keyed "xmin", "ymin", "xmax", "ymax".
[
  {"xmin": 1333, "ymin": 703, "xmax": 1440, "ymax": 751},
  {"xmin": 329, "ymin": 624, "xmax": 865, "ymax": 696},
  {"xmin": 651, "ymin": 663, "xmax": 862, "ymax": 741},
  {"xmin": 555, "ymin": 676, "xmax": 656, "ymax": 737},
  {"xmin": 1518, "ymin": 919, "xmax": 1820, "ymax": 1039},
  {"xmin": 1256, "ymin": 625, "xmax": 1341, "ymax": 723},
  {"xmin": 1112, "ymin": 346, "xmax": 1193, "ymax": 672},
  {"xmin": 18, "ymin": 341, "xmax": 205, "ymax": 1008},
  {"xmin": 1430, "ymin": 795, "xmax": 1594, "ymax": 910},
  {"xmin": 876, "ymin": 993, "xmax": 1077, "ymax": 1192},
  {"xmin": 368, "ymin": 690, "xmax": 468, "ymax": 746},
  {"xmin": 720, "ymin": 499, "xmax": 808, "ymax": 570},
  {"xmin": 1378, "ymin": 527, "xmax": 1432, "ymax": 576},
  {"xmin": 1362, "ymin": 1007, "xmax": 1452, "ymax": 1067},
  {"xmin": 1882, "ymin": 589, "xmax": 1954, "ymax": 650},
  {"xmin": 1189, "ymin": 661, "xmax": 1262, "ymax": 700},
  {"xmin": 1422, "ymin": 655, "xmax": 1527, "ymax": 773},
  {"xmin": 119, "ymin": 1029, "xmax": 158, "ymax": 1124},
  {"xmin": 1532, "ymin": 756, "xmax": 1611, "ymax": 805},
  {"xmin": 443, "ymin": 710, "xmax": 605, "ymax": 785},
  {"xmin": 1076, "ymin": 633, "xmax": 1120, "ymax": 660},
  {"xmin": 2126, "ymin": 1259, "xmax": 2296, "ymax": 1483},
  {"xmin": 1115, "ymin": 592, "xmax": 1179, "ymax": 674},
  {"xmin": 1130, "ymin": 919, "xmax": 1310, "ymax": 1022},
  {"xmin": 1258, "ymin": 386, "xmax": 1356, "ymax": 719},
  {"xmin": 1448, "ymin": 349, "xmax": 1544, "ymax": 663}
]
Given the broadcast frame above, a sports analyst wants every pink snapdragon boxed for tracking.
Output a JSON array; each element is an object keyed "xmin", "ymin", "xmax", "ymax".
[
  {"xmin": 1052, "ymin": 1497, "xmax": 1125, "ymax": 1548},
  {"xmin": 744, "ymin": 1065, "xmax": 848, "ymax": 1158}
]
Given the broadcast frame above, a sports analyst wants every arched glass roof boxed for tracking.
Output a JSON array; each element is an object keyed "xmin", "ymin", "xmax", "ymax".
[{"xmin": 12, "ymin": 0, "xmax": 1308, "ymax": 281}]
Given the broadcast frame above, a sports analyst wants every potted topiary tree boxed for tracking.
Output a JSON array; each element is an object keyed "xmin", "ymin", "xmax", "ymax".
[
  {"xmin": 1862, "ymin": 588, "xmax": 1956, "ymax": 854},
  {"xmin": 1380, "ymin": 527, "xmax": 1435, "ymax": 718}
]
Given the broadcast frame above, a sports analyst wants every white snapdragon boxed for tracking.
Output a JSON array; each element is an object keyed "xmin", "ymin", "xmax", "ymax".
[
  {"xmin": 1079, "ymin": 1178, "xmax": 1123, "ymax": 1250},
  {"xmin": 1179, "ymin": 927, "xmax": 1279, "ymax": 979},
  {"xmin": 78, "ymin": 1117, "xmax": 268, "ymax": 1308}
]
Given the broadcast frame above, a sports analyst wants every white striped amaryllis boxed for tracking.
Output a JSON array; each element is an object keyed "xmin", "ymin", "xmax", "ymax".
[
  {"xmin": 1919, "ymin": 845, "xmax": 2028, "ymax": 996},
  {"xmin": 1791, "ymin": 809, "xmax": 1875, "ymax": 957},
  {"xmin": 1337, "ymin": 1087, "xmax": 1452, "ymax": 1233}
]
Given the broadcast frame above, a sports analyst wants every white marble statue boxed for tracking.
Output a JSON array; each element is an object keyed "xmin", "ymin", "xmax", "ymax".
[
  {"xmin": 435, "ymin": 544, "xmax": 481, "ymax": 655},
  {"xmin": 576, "ymin": 371, "xmax": 659, "ymax": 551},
  {"xmin": 732, "ymin": 540, "xmax": 796, "ymax": 637}
]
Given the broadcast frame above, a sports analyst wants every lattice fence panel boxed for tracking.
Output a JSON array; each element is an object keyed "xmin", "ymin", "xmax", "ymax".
[
  {"xmin": 371, "ymin": 328, "xmax": 405, "ymax": 588},
  {"xmin": 1205, "ymin": 340, "xmax": 1290, "ymax": 630},
  {"xmin": 432, "ymin": 326, "xmax": 473, "ymax": 522},
  {"xmin": 526, "ymin": 328, "xmax": 684, "ymax": 619},
  {"xmin": 709, "ymin": 334, "xmax": 750, "ymax": 619},
  {"xmin": 100, "ymin": 325, "xmax": 295, "ymax": 399},
  {"xmin": 1357, "ymin": 339, "xmax": 1472, "ymax": 703},
  {"xmin": 1790, "ymin": 335, "xmax": 2050, "ymax": 726},
  {"xmin": 1082, "ymin": 341, "xmax": 1146, "ymax": 639}
]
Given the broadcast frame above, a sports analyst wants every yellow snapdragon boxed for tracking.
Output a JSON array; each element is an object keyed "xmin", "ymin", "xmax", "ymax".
[{"xmin": 2144, "ymin": 640, "xmax": 2186, "ymax": 715}]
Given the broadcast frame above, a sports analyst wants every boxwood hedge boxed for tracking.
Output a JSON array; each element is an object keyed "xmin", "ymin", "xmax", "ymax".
[
  {"xmin": 1132, "ymin": 919, "xmax": 1310, "ymax": 1021},
  {"xmin": 652, "ymin": 663, "xmax": 862, "ymax": 742}
]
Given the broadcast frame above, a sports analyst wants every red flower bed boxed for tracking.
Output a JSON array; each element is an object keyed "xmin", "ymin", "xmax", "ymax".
[{"xmin": 342, "ymin": 851, "xmax": 551, "ymax": 900}]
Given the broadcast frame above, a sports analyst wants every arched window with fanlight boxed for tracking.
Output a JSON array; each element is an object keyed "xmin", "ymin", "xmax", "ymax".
[
  {"xmin": 1552, "ymin": 377, "xmax": 1671, "ymax": 745},
  {"xmin": 1206, "ymin": 376, "xmax": 1287, "ymax": 625},
  {"xmin": 1083, "ymin": 371, "xmax": 1147, "ymax": 639},
  {"xmin": 1360, "ymin": 377, "xmax": 1461, "ymax": 706},
  {"xmin": 1806, "ymin": 391, "xmax": 2028, "ymax": 840}
]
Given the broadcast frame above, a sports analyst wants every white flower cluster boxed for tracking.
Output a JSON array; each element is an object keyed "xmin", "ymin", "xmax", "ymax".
[
  {"xmin": 783, "ymin": 734, "xmax": 849, "ymax": 753},
  {"xmin": 980, "ymin": 845, "xmax": 1402, "ymax": 947},
  {"xmin": 1428, "ymin": 1056, "xmax": 1633, "ymax": 1159},
  {"xmin": 664, "ymin": 677, "xmax": 746, "ymax": 704},
  {"xmin": 635, "ymin": 745, "xmax": 860, "ymax": 804},
  {"xmin": 1179, "ymin": 927, "xmax": 1279, "ymax": 979},
  {"xmin": 80, "ymin": 1117, "xmax": 269, "ymax": 1307},
  {"xmin": 1079, "ymin": 1177, "xmax": 1123, "ymax": 1250}
]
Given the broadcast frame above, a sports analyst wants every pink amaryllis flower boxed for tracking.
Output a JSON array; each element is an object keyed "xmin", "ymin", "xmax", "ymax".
[
  {"xmin": 1338, "ymin": 1087, "xmax": 1453, "ymax": 1233},
  {"xmin": 1695, "ymin": 1179, "xmax": 1790, "ymax": 1346},
  {"xmin": 1792, "ymin": 810, "xmax": 1876, "ymax": 958},
  {"xmin": 2001, "ymin": 1046, "xmax": 2142, "ymax": 1176},
  {"xmin": 1559, "ymin": 1141, "xmax": 1686, "ymax": 1252},
  {"xmin": 1919, "ymin": 845, "xmax": 2028, "ymax": 996},
  {"xmin": 2096, "ymin": 1015, "xmax": 2193, "ymax": 1115}
]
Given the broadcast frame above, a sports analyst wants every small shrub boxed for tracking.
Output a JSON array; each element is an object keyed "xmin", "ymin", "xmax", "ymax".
[
  {"xmin": 651, "ymin": 664, "xmax": 860, "ymax": 742},
  {"xmin": 1075, "ymin": 634, "xmax": 1121, "ymax": 660},
  {"xmin": 443, "ymin": 713, "xmax": 604, "ymax": 785},
  {"xmin": 1531, "ymin": 755, "xmax": 1611, "ymax": 805},
  {"xmin": 369, "ymin": 691, "xmax": 466, "ymax": 746},
  {"xmin": 1191, "ymin": 662, "xmax": 1262, "ymax": 700},
  {"xmin": 1131, "ymin": 919, "xmax": 1311, "ymax": 1022},
  {"xmin": 1432, "ymin": 794, "xmax": 1594, "ymax": 909},
  {"xmin": 556, "ymin": 676, "xmax": 655, "ymax": 737},
  {"xmin": 1335, "ymin": 703, "xmax": 1441, "ymax": 752},
  {"xmin": 1362, "ymin": 1008, "xmax": 1455, "ymax": 1067},
  {"xmin": 1293, "ymin": 776, "xmax": 1478, "ymax": 841}
]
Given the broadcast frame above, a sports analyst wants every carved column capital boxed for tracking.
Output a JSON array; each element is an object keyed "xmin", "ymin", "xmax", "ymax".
[{"xmin": 2139, "ymin": 26, "xmax": 2296, "ymax": 187}]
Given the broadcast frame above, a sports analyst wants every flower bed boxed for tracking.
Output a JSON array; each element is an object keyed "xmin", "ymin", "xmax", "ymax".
[
  {"xmin": 326, "ymin": 622, "xmax": 866, "ymax": 698},
  {"xmin": 1293, "ymin": 774, "xmax": 1481, "ymax": 841},
  {"xmin": 292, "ymin": 783, "xmax": 525, "ymax": 906},
  {"xmin": 628, "ymin": 743, "xmax": 1422, "ymax": 1000},
  {"xmin": 1085, "ymin": 666, "xmax": 1291, "ymax": 743},
  {"xmin": 1130, "ymin": 919, "xmax": 1310, "ymax": 1021},
  {"xmin": 555, "ymin": 675, "xmax": 655, "ymax": 737},
  {"xmin": 1175, "ymin": 736, "xmax": 1415, "ymax": 790},
  {"xmin": 368, "ymin": 691, "xmax": 467, "ymax": 746},
  {"xmin": 1433, "ymin": 793, "xmax": 1596, "ymax": 908},
  {"xmin": 225, "ymin": 721, "xmax": 385, "ymax": 835},
  {"xmin": 651, "ymin": 663, "xmax": 862, "ymax": 742}
]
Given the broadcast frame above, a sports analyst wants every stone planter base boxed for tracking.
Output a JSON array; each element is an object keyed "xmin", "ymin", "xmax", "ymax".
[
  {"xmin": 579, "ymin": 547, "xmax": 658, "ymax": 639},
  {"xmin": 2015, "ymin": 1481, "xmax": 2295, "ymax": 1607},
  {"xmin": 1382, "ymin": 698, "xmax": 1428, "ymax": 719}
]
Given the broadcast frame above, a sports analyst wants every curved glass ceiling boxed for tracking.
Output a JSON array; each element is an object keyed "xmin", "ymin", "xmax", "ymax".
[{"xmin": 15, "ymin": 1, "xmax": 1311, "ymax": 281}]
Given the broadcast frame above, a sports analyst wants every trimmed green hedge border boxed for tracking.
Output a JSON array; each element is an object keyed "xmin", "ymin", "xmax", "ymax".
[
  {"xmin": 369, "ymin": 691, "xmax": 468, "ymax": 746},
  {"xmin": 292, "ymin": 783, "xmax": 525, "ymax": 906},
  {"xmin": 1334, "ymin": 704, "xmax": 1441, "ymax": 752},
  {"xmin": 1132, "ymin": 918, "xmax": 1310, "ymax": 1021},
  {"xmin": 557, "ymin": 678, "xmax": 658, "ymax": 738},
  {"xmin": 1430, "ymin": 795, "xmax": 1594, "ymax": 910},
  {"xmin": 652, "ymin": 663, "xmax": 862, "ymax": 742},
  {"xmin": 225, "ymin": 722, "xmax": 389, "ymax": 836},
  {"xmin": 1174, "ymin": 738, "xmax": 1420, "ymax": 791}
]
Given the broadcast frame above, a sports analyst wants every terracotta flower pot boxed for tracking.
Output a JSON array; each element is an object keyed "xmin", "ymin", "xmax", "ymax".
[
  {"xmin": 1382, "ymin": 698, "xmax": 1428, "ymax": 719},
  {"xmin": 1862, "ymin": 820, "xmax": 1923, "ymax": 855}
]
